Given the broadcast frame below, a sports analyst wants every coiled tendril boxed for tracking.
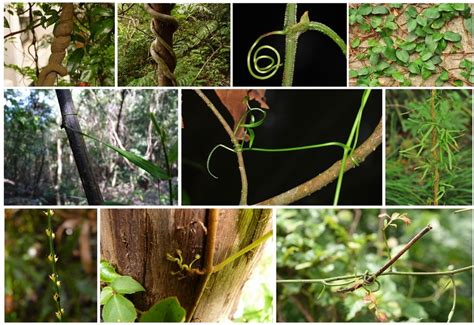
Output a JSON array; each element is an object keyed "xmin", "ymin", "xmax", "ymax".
[
  {"xmin": 247, "ymin": 31, "xmax": 285, "ymax": 80},
  {"xmin": 206, "ymin": 101, "xmax": 355, "ymax": 179}
]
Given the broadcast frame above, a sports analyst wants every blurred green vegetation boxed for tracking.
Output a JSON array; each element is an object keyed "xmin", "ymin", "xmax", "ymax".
[
  {"xmin": 5, "ymin": 209, "xmax": 97, "ymax": 322},
  {"xmin": 233, "ymin": 245, "xmax": 273, "ymax": 322},
  {"xmin": 277, "ymin": 209, "xmax": 472, "ymax": 322}
]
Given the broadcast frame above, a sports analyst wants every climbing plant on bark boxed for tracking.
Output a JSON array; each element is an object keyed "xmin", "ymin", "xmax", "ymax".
[
  {"xmin": 100, "ymin": 208, "xmax": 273, "ymax": 322},
  {"xmin": 145, "ymin": 3, "xmax": 178, "ymax": 86},
  {"xmin": 37, "ymin": 3, "xmax": 74, "ymax": 86}
]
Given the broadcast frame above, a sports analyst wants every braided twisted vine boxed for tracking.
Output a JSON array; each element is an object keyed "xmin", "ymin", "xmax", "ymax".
[
  {"xmin": 144, "ymin": 4, "xmax": 178, "ymax": 86},
  {"xmin": 37, "ymin": 3, "xmax": 74, "ymax": 86}
]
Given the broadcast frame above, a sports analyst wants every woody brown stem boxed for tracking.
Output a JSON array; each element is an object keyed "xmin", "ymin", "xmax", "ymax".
[{"xmin": 258, "ymin": 118, "xmax": 382, "ymax": 205}]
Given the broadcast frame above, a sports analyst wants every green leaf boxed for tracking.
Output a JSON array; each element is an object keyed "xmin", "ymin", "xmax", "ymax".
[
  {"xmin": 430, "ymin": 18, "xmax": 445, "ymax": 29},
  {"xmin": 444, "ymin": 31, "xmax": 461, "ymax": 42},
  {"xmin": 101, "ymin": 287, "xmax": 114, "ymax": 305},
  {"xmin": 351, "ymin": 38, "xmax": 361, "ymax": 48},
  {"xmin": 452, "ymin": 3, "xmax": 466, "ymax": 11},
  {"xmin": 370, "ymin": 16, "xmax": 383, "ymax": 28},
  {"xmin": 100, "ymin": 260, "xmax": 121, "ymax": 283},
  {"xmin": 406, "ymin": 6, "xmax": 418, "ymax": 18},
  {"xmin": 439, "ymin": 69, "xmax": 449, "ymax": 81},
  {"xmin": 66, "ymin": 48, "xmax": 85, "ymax": 72},
  {"xmin": 438, "ymin": 4, "xmax": 453, "ymax": 12},
  {"xmin": 349, "ymin": 69, "xmax": 359, "ymax": 78},
  {"xmin": 392, "ymin": 71, "xmax": 405, "ymax": 82},
  {"xmin": 79, "ymin": 131, "xmax": 170, "ymax": 180},
  {"xmin": 383, "ymin": 47, "xmax": 397, "ymax": 61},
  {"xmin": 420, "ymin": 50, "xmax": 433, "ymax": 61},
  {"xmin": 407, "ymin": 19, "xmax": 417, "ymax": 32},
  {"xmin": 421, "ymin": 67, "xmax": 432, "ymax": 80},
  {"xmin": 358, "ymin": 67, "xmax": 370, "ymax": 76},
  {"xmin": 140, "ymin": 297, "xmax": 186, "ymax": 322},
  {"xmin": 423, "ymin": 7, "xmax": 440, "ymax": 19},
  {"xmin": 396, "ymin": 49, "xmax": 410, "ymax": 63},
  {"xmin": 408, "ymin": 62, "xmax": 420, "ymax": 74},
  {"xmin": 358, "ymin": 4, "xmax": 372, "ymax": 16},
  {"xmin": 465, "ymin": 16, "xmax": 474, "ymax": 35},
  {"xmin": 168, "ymin": 141, "xmax": 178, "ymax": 164},
  {"xmin": 111, "ymin": 276, "xmax": 145, "ymax": 295},
  {"xmin": 102, "ymin": 294, "xmax": 137, "ymax": 322},
  {"xmin": 376, "ymin": 61, "xmax": 390, "ymax": 71},
  {"xmin": 384, "ymin": 21, "xmax": 397, "ymax": 30},
  {"xmin": 372, "ymin": 6, "xmax": 389, "ymax": 15},
  {"xmin": 369, "ymin": 53, "xmax": 379, "ymax": 66},
  {"xmin": 416, "ymin": 15, "xmax": 428, "ymax": 27}
]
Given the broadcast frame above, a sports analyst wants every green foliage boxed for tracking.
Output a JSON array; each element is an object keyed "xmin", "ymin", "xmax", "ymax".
[
  {"xmin": 5, "ymin": 209, "xmax": 97, "ymax": 322},
  {"xmin": 349, "ymin": 4, "xmax": 473, "ymax": 86},
  {"xmin": 118, "ymin": 3, "xmax": 230, "ymax": 86},
  {"xmin": 4, "ymin": 89, "xmax": 178, "ymax": 205},
  {"xmin": 386, "ymin": 90, "xmax": 472, "ymax": 205},
  {"xmin": 100, "ymin": 261, "xmax": 185, "ymax": 322},
  {"xmin": 277, "ymin": 209, "xmax": 473, "ymax": 322}
]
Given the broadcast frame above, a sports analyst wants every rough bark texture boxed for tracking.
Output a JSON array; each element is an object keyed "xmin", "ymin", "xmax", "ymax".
[
  {"xmin": 56, "ymin": 89, "xmax": 103, "ymax": 205},
  {"xmin": 100, "ymin": 208, "xmax": 272, "ymax": 322}
]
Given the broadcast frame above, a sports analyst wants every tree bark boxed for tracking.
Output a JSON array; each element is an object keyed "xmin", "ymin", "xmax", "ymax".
[
  {"xmin": 100, "ymin": 208, "xmax": 272, "ymax": 322},
  {"xmin": 56, "ymin": 89, "xmax": 103, "ymax": 205}
]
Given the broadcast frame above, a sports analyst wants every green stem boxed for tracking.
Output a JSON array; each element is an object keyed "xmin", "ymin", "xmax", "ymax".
[
  {"xmin": 46, "ymin": 210, "xmax": 64, "ymax": 322},
  {"xmin": 447, "ymin": 276, "xmax": 456, "ymax": 322},
  {"xmin": 308, "ymin": 22, "xmax": 347, "ymax": 56},
  {"xmin": 282, "ymin": 3, "xmax": 298, "ymax": 86},
  {"xmin": 333, "ymin": 89, "xmax": 371, "ymax": 205},
  {"xmin": 212, "ymin": 230, "xmax": 273, "ymax": 273},
  {"xmin": 277, "ymin": 265, "xmax": 474, "ymax": 284}
]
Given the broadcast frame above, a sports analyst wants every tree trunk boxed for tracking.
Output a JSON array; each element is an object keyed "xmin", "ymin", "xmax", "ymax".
[
  {"xmin": 56, "ymin": 89, "xmax": 103, "ymax": 205},
  {"xmin": 100, "ymin": 208, "xmax": 272, "ymax": 322}
]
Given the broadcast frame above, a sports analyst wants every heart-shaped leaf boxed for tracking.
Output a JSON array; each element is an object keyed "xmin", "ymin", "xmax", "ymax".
[
  {"xmin": 139, "ymin": 296, "xmax": 186, "ymax": 322},
  {"xmin": 102, "ymin": 294, "xmax": 137, "ymax": 322},
  {"xmin": 111, "ymin": 276, "xmax": 145, "ymax": 295}
]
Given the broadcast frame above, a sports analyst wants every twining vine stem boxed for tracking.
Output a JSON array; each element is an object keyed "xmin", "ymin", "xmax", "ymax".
[
  {"xmin": 194, "ymin": 90, "xmax": 249, "ymax": 205},
  {"xmin": 276, "ymin": 265, "xmax": 474, "ymax": 284}
]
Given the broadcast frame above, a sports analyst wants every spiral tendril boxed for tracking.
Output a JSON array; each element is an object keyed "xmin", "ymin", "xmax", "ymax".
[{"xmin": 247, "ymin": 31, "xmax": 285, "ymax": 80}]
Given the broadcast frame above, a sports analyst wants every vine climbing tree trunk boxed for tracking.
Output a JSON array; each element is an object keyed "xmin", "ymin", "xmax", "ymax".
[
  {"xmin": 55, "ymin": 89, "xmax": 104, "ymax": 205},
  {"xmin": 100, "ymin": 208, "xmax": 272, "ymax": 322},
  {"xmin": 37, "ymin": 3, "xmax": 74, "ymax": 86},
  {"xmin": 145, "ymin": 3, "xmax": 178, "ymax": 86}
]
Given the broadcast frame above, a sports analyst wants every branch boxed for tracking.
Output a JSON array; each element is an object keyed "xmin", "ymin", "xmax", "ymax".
[
  {"xmin": 194, "ymin": 89, "xmax": 248, "ymax": 205},
  {"xmin": 4, "ymin": 20, "xmax": 42, "ymax": 39},
  {"xmin": 257, "ymin": 118, "xmax": 382, "ymax": 205}
]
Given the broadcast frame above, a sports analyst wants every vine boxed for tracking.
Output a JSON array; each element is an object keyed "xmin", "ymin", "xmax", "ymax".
[
  {"xmin": 145, "ymin": 4, "xmax": 178, "ymax": 86},
  {"xmin": 277, "ymin": 212, "xmax": 473, "ymax": 322},
  {"xmin": 199, "ymin": 89, "xmax": 378, "ymax": 205},
  {"xmin": 45, "ymin": 210, "xmax": 65, "ymax": 322},
  {"xmin": 37, "ymin": 3, "xmax": 74, "ymax": 86},
  {"xmin": 247, "ymin": 3, "xmax": 346, "ymax": 86}
]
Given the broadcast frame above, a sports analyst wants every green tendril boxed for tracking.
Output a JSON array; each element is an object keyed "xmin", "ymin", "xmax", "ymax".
[
  {"xmin": 247, "ymin": 31, "xmax": 286, "ymax": 80},
  {"xmin": 206, "ymin": 105, "xmax": 352, "ymax": 180}
]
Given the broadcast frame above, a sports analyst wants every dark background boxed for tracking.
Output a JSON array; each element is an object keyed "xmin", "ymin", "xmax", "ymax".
[
  {"xmin": 182, "ymin": 89, "xmax": 382, "ymax": 205},
  {"xmin": 233, "ymin": 3, "xmax": 347, "ymax": 86}
]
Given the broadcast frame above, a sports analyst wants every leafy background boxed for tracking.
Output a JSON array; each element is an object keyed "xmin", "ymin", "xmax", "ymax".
[
  {"xmin": 386, "ymin": 89, "xmax": 472, "ymax": 205},
  {"xmin": 118, "ymin": 3, "xmax": 230, "ymax": 86},
  {"xmin": 277, "ymin": 209, "xmax": 472, "ymax": 322},
  {"xmin": 5, "ymin": 209, "xmax": 97, "ymax": 322},
  {"xmin": 4, "ymin": 89, "xmax": 178, "ymax": 205},
  {"xmin": 349, "ymin": 3, "xmax": 473, "ymax": 86}
]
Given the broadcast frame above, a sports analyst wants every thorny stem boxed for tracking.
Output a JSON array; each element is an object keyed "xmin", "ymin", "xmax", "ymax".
[
  {"xmin": 46, "ymin": 210, "xmax": 64, "ymax": 322},
  {"xmin": 431, "ymin": 89, "xmax": 439, "ymax": 205},
  {"xmin": 195, "ymin": 89, "xmax": 248, "ymax": 205}
]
